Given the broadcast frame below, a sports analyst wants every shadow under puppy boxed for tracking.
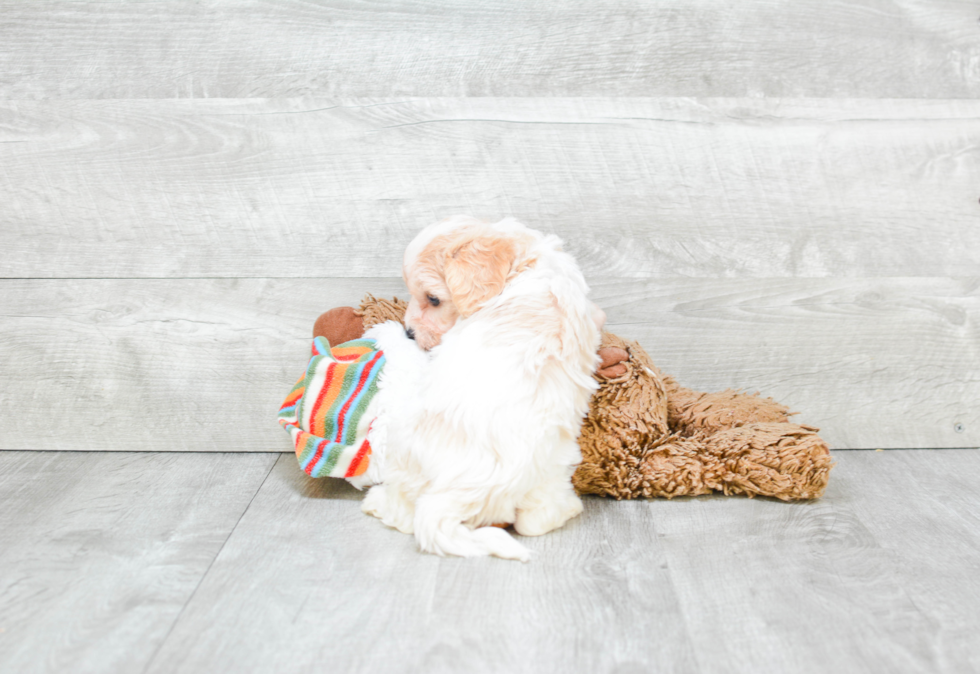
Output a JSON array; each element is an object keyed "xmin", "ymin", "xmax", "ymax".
[{"xmin": 362, "ymin": 216, "xmax": 603, "ymax": 561}]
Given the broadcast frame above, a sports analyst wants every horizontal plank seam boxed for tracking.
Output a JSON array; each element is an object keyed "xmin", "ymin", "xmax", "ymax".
[
  {"xmin": 0, "ymin": 276, "xmax": 404, "ymax": 281},
  {"xmin": 833, "ymin": 447, "xmax": 980, "ymax": 452},
  {"xmin": 3, "ymin": 449, "xmax": 979, "ymax": 455},
  {"xmin": 2, "ymin": 276, "xmax": 979, "ymax": 281},
  {"xmin": 0, "ymin": 450, "xmax": 290, "ymax": 455}
]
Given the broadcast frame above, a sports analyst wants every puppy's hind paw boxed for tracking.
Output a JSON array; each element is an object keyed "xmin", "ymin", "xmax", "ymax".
[
  {"xmin": 362, "ymin": 485, "xmax": 414, "ymax": 534},
  {"xmin": 514, "ymin": 492, "xmax": 583, "ymax": 537}
]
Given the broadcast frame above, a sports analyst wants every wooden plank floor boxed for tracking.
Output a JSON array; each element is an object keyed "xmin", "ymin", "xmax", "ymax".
[
  {"xmin": 0, "ymin": 451, "xmax": 279, "ymax": 674},
  {"xmin": 1, "ymin": 449, "xmax": 978, "ymax": 674}
]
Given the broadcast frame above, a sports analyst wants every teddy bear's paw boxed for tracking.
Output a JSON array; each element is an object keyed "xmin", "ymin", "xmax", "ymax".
[{"xmin": 595, "ymin": 346, "xmax": 630, "ymax": 379}]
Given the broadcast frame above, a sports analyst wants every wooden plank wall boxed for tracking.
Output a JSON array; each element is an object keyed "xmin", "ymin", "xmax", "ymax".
[{"xmin": 1, "ymin": 1, "xmax": 977, "ymax": 451}]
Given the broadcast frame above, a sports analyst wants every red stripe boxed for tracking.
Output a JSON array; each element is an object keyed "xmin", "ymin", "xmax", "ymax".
[
  {"xmin": 333, "ymin": 351, "xmax": 384, "ymax": 443},
  {"xmin": 307, "ymin": 362, "xmax": 338, "ymax": 437},
  {"xmin": 306, "ymin": 440, "xmax": 327, "ymax": 475},
  {"xmin": 279, "ymin": 387, "xmax": 305, "ymax": 412},
  {"xmin": 345, "ymin": 439, "xmax": 372, "ymax": 478},
  {"xmin": 305, "ymin": 439, "xmax": 326, "ymax": 475}
]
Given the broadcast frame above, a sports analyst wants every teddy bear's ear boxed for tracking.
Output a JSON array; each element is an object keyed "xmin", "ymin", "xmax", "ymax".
[{"xmin": 442, "ymin": 233, "xmax": 517, "ymax": 318}]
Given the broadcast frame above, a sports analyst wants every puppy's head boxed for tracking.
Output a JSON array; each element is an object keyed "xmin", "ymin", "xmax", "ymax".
[{"xmin": 402, "ymin": 217, "xmax": 531, "ymax": 350}]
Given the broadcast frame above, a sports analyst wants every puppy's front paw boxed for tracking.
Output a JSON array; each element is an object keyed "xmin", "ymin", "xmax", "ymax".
[{"xmin": 361, "ymin": 484, "xmax": 387, "ymax": 519}]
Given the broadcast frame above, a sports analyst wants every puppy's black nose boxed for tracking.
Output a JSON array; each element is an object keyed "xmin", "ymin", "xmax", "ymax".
[{"xmin": 405, "ymin": 327, "xmax": 416, "ymax": 340}]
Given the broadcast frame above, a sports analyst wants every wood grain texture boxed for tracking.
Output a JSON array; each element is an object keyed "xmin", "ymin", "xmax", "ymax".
[
  {"xmin": 2, "ymin": 97, "xmax": 978, "ymax": 279},
  {"xmin": 2, "ymin": 450, "xmax": 978, "ymax": 673},
  {"xmin": 0, "ymin": 277, "xmax": 405, "ymax": 452},
  {"xmin": 0, "ymin": 277, "xmax": 975, "ymax": 452},
  {"xmin": 837, "ymin": 449, "xmax": 980, "ymax": 671},
  {"xmin": 136, "ymin": 450, "xmax": 980, "ymax": 674},
  {"xmin": 143, "ymin": 453, "xmax": 699, "ymax": 674},
  {"xmin": 595, "ymin": 276, "xmax": 980, "ymax": 450},
  {"xmin": 1, "ymin": 1, "xmax": 979, "ymax": 99},
  {"xmin": 0, "ymin": 450, "xmax": 278, "ymax": 674},
  {"xmin": 647, "ymin": 451, "xmax": 980, "ymax": 673}
]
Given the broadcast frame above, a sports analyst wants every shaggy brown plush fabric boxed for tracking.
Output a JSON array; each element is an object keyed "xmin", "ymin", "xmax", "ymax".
[
  {"xmin": 313, "ymin": 294, "xmax": 833, "ymax": 501},
  {"xmin": 355, "ymin": 294, "xmax": 409, "ymax": 330},
  {"xmin": 573, "ymin": 333, "xmax": 833, "ymax": 500}
]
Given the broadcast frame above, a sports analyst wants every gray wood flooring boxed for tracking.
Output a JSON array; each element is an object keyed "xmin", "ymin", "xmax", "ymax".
[{"xmin": 1, "ymin": 448, "xmax": 978, "ymax": 674}]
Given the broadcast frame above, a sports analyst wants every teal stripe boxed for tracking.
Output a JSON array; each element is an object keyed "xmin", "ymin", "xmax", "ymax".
[
  {"xmin": 322, "ymin": 357, "xmax": 370, "ymax": 443},
  {"xmin": 311, "ymin": 442, "xmax": 347, "ymax": 477},
  {"xmin": 336, "ymin": 353, "xmax": 385, "ymax": 446},
  {"xmin": 281, "ymin": 337, "xmax": 384, "ymax": 479},
  {"xmin": 297, "ymin": 433, "xmax": 318, "ymax": 471}
]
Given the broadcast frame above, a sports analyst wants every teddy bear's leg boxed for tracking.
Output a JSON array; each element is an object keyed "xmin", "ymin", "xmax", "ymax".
[
  {"xmin": 572, "ymin": 333, "xmax": 673, "ymax": 499},
  {"xmin": 702, "ymin": 423, "xmax": 833, "ymax": 500},
  {"xmin": 663, "ymin": 377, "xmax": 793, "ymax": 437},
  {"xmin": 514, "ymin": 468, "xmax": 584, "ymax": 536},
  {"xmin": 629, "ymin": 436, "xmax": 719, "ymax": 498}
]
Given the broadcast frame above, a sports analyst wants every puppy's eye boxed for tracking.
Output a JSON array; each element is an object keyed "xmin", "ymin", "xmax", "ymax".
[{"xmin": 426, "ymin": 294, "xmax": 441, "ymax": 307}]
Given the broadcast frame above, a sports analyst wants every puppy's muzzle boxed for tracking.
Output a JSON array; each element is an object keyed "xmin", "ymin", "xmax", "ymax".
[{"xmin": 405, "ymin": 327, "xmax": 416, "ymax": 340}]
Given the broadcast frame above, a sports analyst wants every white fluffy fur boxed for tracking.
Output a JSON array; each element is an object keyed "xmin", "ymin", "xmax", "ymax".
[{"xmin": 362, "ymin": 217, "xmax": 601, "ymax": 561}]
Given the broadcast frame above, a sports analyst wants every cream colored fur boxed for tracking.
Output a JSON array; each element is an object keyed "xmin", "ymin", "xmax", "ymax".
[{"xmin": 362, "ymin": 216, "xmax": 601, "ymax": 561}]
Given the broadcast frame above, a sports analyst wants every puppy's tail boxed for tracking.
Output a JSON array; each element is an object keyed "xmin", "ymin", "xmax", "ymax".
[{"xmin": 414, "ymin": 494, "xmax": 530, "ymax": 562}]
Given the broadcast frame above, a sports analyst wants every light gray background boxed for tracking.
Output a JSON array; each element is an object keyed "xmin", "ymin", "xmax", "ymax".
[{"xmin": 1, "ymin": 1, "xmax": 978, "ymax": 452}]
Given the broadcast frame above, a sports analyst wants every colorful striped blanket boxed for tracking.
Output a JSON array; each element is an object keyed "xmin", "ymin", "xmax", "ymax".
[{"xmin": 278, "ymin": 337, "xmax": 386, "ymax": 479}]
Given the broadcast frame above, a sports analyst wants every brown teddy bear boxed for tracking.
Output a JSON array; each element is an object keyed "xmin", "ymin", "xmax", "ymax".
[{"xmin": 312, "ymin": 295, "xmax": 834, "ymax": 501}]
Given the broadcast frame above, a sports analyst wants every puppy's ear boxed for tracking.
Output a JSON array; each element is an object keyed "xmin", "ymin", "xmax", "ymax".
[{"xmin": 443, "ymin": 235, "xmax": 516, "ymax": 318}]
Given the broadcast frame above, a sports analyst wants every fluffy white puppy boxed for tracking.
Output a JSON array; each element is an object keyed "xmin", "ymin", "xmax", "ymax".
[{"xmin": 362, "ymin": 216, "xmax": 602, "ymax": 561}]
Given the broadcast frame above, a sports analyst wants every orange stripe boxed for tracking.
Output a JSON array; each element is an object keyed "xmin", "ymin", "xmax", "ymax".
[
  {"xmin": 293, "ymin": 430, "xmax": 312, "ymax": 455},
  {"xmin": 345, "ymin": 440, "xmax": 372, "ymax": 477},
  {"xmin": 311, "ymin": 363, "xmax": 349, "ymax": 436},
  {"xmin": 331, "ymin": 346, "xmax": 372, "ymax": 361},
  {"xmin": 280, "ymin": 386, "xmax": 305, "ymax": 410}
]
